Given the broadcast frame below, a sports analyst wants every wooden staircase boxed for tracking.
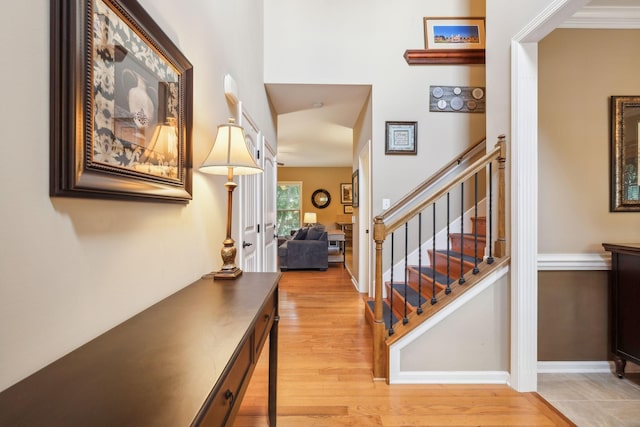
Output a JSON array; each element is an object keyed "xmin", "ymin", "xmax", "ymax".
[
  {"xmin": 369, "ymin": 136, "xmax": 507, "ymax": 380},
  {"xmin": 365, "ymin": 216, "xmax": 487, "ymax": 330}
]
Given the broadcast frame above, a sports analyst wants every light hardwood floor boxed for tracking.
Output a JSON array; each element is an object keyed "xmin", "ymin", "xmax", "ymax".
[{"xmin": 234, "ymin": 265, "xmax": 574, "ymax": 426}]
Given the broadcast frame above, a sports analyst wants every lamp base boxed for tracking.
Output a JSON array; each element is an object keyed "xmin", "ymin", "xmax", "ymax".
[{"xmin": 202, "ymin": 267, "xmax": 243, "ymax": 280}]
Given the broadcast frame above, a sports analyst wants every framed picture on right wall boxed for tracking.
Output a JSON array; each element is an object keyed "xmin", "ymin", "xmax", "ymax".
[{"xmin": 352, "ymin": 170, "xmax": 359, "ymax": 208}]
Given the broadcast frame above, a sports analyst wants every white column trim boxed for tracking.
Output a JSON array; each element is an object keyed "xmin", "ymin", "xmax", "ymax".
[
  {"xmin": 510, "ymin": 0, "xmax": 589, "ymax": 394},
  {"xmin": 510, "ymin": 40, "xmax": 539, "ymax": 393}
]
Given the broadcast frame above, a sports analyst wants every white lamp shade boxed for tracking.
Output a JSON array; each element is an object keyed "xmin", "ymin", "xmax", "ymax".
[
  {"xmin": 303, "ymin": 212, "xmax": 317, "ymax": 224},
  {"xmin": 200, "ymin": 120, "xmax": 262, "ymax": 176}
]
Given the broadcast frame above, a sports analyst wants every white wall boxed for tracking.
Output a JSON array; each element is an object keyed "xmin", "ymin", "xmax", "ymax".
[
  {"xmin": 0, "ymin": 0, "xmax": 274, "ymax": 391},
  {"xmin": 485, "ymin": 0, "xmax": 558, "ymax": 145},
  {"xmin": 264, "ymin": 0, "xmax": 486, "ymax": 217},
  {"xmin": 398, "ymin": 276, "xmax": 508, "ymax": 374},
  {"xmin": 539, "ymin": 29, "xmax": 640, "ymax": 253}
]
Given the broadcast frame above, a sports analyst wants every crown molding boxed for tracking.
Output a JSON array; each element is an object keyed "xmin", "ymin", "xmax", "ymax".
[{"xmin": 561, "ymin": 6, "xmax": 640, "ymax": 28}]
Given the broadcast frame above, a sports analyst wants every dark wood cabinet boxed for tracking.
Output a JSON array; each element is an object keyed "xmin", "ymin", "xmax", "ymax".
[
  {"xmin": 0, "ymin": 273, "xmax": 280, "ymax": 426},
  {"xmin": 603, "ymin": 243, "xmax": 640, "ymax": 378}
]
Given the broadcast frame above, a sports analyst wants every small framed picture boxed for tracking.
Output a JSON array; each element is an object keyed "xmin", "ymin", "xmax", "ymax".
[
  {"xmin": 352, "ymin": 170, "xmax": 359, "ymax": 208},
  {"xmin": 385, "ymin": 121, "xmax": 417, "ymax": 155},
  {"xmin": 344, "ymin": 205, "xmax": 353, "ymax": 214},
  {"xmin": 424, "ymin": 17, "xmax": 486, "ymax": 50},
  {"xmin": 340, "ymin": 183, "xmax": 353, "ymax": 204}
]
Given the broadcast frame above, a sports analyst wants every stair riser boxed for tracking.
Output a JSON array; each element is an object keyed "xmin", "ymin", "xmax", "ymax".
[
  {"xmin": 429, "ymin": 251, "xmax": 476, "ymax": 278},
  {"xmin": 407, "ymin": 269, "xmax": 447, "ymax": 294},
  {"xmin": 450, "ymin": 234, "xmax": 486, "ymax": 259},
  {"xmin": 471, "ymin": 216, "xmax": 486, "ymax": 236}
]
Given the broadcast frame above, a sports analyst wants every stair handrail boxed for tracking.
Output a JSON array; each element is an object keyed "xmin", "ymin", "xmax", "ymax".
[
  {"xmin": 371, "ymin": 135, "xmax": 506, "ymax": 380},
  {"xmin": 379, "ymin": 137, "xmax": 487, "ymax": 225},
  {"xmin": 379, "ymin": 144, "xmax": 500, "ymax": 236}
]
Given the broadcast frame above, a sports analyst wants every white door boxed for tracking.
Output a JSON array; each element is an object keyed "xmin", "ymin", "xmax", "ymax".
[
  {"xmin": 359, "ymin": 140, "xmax": 373, "ymax": 295},
  {"xmin": 262, "ymin": 141, "xmax": 278, "ymax": 272},
  {"xmin": 238, "ymin": 103, "xmax": 262, "ymax": 272}
]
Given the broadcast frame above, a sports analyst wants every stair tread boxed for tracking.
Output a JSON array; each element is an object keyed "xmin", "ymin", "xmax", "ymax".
[
  {"xmin": 409, "ymin": 266, "xmax": 456, "ymax": 285},
  {"xmin": 366, "ymin": 300, "xmax": 397, "ymax": 329},
  {"xmin": 389, "ymin": 282, "xmax": 428, "ymax": 308},
  {"xmin": 450, "ymin": 232, "xmax": 487, "ymax": 240},
  {"xmin": 433, "ymin": 250, "xmax": 482, "ymax": 264}
]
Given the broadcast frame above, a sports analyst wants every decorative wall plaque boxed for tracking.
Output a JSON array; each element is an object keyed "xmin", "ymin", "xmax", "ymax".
[{"xmin": 429, "ymin": 85, "xmax": 485, "ymax": 113}]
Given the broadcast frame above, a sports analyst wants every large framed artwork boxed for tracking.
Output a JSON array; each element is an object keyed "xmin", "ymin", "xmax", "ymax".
[
  {"xmin": 611, "ymin": 96, "xmax": 640, "ymax": 211},
  {"xmin": 50, "ymin": 0, "xmax": 193, "ymax": 203}
]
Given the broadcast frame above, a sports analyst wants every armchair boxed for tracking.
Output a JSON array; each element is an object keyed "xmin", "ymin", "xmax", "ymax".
[{"xmin": 278, "ymin": 225, "xmax": 328, "ymax": 271}]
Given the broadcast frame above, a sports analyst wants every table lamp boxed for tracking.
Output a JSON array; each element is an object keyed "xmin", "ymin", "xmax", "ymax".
[
  {"xmin": 303, "ymin": 212, "xmax": 317, "ymax": 227},
  {"xmin": 200, "ymin": 118, "xmax": 262, "ymax": 279}
]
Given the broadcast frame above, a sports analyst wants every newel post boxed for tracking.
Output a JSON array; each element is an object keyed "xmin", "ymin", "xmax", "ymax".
[
  {"xmin": 495, "ymin": 134, "xmax": 507, "ymax": 258},
  {"xmin": 372, "ymin": 216, "xmax": 387, "ymax": 379}
]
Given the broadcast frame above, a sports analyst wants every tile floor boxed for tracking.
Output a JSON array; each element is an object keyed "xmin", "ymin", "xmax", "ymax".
[{"xmin": 538, "ymin": 371, "xmax": 640, "ymax": 426}]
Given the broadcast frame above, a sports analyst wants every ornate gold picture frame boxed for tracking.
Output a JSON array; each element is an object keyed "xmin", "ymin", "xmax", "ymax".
[{"xmin": 611, "ymin": 96, "xmax": 640, "ymax": 212}]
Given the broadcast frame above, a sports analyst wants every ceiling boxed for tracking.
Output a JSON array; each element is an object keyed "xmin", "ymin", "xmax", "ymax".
[
  {"xmin": 266, "ymin": 0, "xmax": 639, "ymax": 168},
  {"xmin": 265, "ymin": 83, "xmax": 370, "ymax": 167}
]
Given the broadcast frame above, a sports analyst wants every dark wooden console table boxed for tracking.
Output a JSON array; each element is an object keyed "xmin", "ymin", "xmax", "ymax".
[
  {"xmin": 0, "ymin": 272, "xmax": 280, "ymax": 426},
  {"xmin": 602, "ymin": 243, "xmax": 640, "ymax": 378}
]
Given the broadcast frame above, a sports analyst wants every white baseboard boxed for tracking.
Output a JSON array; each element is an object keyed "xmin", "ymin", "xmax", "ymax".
[
  {"xmin": 390, "ymin": 370, "xmax": 510, "ymax": 385},
  {"xmin": 538, "ymin": 360, "xmax": 640, "ymax": 373}
]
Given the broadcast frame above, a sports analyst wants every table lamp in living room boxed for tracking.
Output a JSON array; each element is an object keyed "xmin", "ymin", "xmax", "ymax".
[
  {"xmin": 303, "ymin": 212, "xmax": 317, "ymax": 228},
  {"xmin": 200, "ymin": 118, "xmax": 262, "ymax": 279}
]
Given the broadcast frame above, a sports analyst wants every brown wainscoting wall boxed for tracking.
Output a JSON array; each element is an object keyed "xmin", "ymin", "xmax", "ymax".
[{"xmin": 538, "ymin": 270, "xmax": 609, "ymax": 361}]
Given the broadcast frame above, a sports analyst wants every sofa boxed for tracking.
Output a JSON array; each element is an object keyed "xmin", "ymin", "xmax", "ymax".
[{"xmin": 278, "ymin": 225, "xmax": 328, "ymax": 271}]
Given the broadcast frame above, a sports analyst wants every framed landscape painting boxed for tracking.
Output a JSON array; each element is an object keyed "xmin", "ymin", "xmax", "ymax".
[{"xmin": 424, "ymin": 17, "xmax": 486, "ymax": 50}]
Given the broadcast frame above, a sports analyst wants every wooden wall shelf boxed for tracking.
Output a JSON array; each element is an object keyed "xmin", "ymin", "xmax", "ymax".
[{"xmin": 404, "ymin": 49, "xmax": 485, "ymax": 65}]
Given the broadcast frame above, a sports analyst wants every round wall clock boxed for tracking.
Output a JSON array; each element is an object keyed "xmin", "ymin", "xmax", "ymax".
[{"xmin": 311, "ymin": 189, "xmax": 331, "ymax": 209}]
